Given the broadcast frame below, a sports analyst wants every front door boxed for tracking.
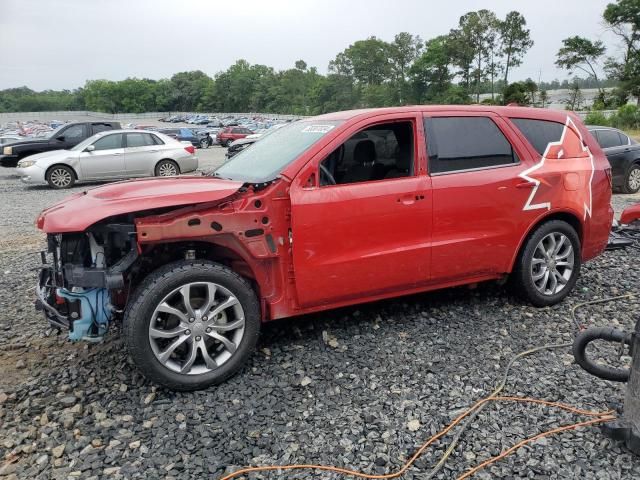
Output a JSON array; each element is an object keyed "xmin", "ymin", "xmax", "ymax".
[
  {"xmin": 78, "ymin": 133, "xmax": 125, "ymax": 179},
  {"xmin": 424, "ymin": 113, "xmax": 535, "ymax": 281},
  {"xmin": 290, "ymin": 115, "xmax": 432, "ymax": 308}
]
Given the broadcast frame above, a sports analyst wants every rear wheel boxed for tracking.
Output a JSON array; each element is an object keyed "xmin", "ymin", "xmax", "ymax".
[
  {"xmin": 46, "ymin": 165, "xmax": 75, "ymax": 189},
  {"xmin": 199, "ymin": 139, "xmax": 209, "ymax": 149},
  {"xmin": 225, "ymin": 139, "xmax": 233, "ymax": 147},
  {"xmin": 622, "ymin": 163, "xmax": 640, "ymax": 194},
  {"xmin": 155, "ymin": 159, "xmax": 179, "ymax": 177},
  {"xmin": 124, "ymin": 260, "xmax": 260, "ymax": 391},
  {"xmin": 512, "ymin": 220, "xmax": 581, "ymax": 307}
]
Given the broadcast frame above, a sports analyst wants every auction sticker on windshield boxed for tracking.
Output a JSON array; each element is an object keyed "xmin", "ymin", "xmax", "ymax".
[{"xmin": 301, "ymin": 125, "xmax": 335, "ymax": 133}]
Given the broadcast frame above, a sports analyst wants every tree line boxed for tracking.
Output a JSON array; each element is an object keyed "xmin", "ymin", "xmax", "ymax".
[{"xmin": 1, "ymin": 1, "xmax": 638, "ymax": 115}]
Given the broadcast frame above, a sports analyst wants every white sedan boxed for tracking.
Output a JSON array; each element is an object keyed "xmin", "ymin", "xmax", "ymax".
[{"xmin": 16, "ymin": 130, "xmax": 198, "ymax": 189}]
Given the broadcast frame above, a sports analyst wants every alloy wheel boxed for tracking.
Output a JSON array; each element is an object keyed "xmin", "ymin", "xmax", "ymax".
[
  {"xmin": 530, "ymin": 232, "xmax": 575, "ymax": 296},
  {"xmin": 148, "ymin": 282, "xmax": 245, "ymax": 375},
  {"xmin": 49, "ymin": 168, "xmax": 72, "ymax": 188},
  {"xmin": 629, "ymin": 167, "xmax": 640, "ymax": 191},
  {"xmin": 158, "ymin": 162, "xmax": 177, "ymax": 176}
]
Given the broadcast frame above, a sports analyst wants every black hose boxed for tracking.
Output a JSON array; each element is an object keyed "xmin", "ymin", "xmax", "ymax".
[{"xmin": 572, "ymin": 327, "xmax": 631, "ymax": 382}]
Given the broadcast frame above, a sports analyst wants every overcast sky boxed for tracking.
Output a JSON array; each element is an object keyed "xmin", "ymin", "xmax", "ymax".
[{"xmin": 0, "ymin": 0, "xmax": 621, "ymax": 91}]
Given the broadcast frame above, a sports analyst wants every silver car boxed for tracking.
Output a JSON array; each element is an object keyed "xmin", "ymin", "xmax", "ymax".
[{"xmin": 16, "ymin": 130, "xmax": 198, "ymax": 189}]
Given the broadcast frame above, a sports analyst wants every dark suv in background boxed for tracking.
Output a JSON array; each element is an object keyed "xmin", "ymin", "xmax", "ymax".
[
  {"xmin": 588, "ymin": 125, "xmax": 640, "ymax": 193},
  {"xmin": 0, "ymin": 121, "xmax": 121, "ymax": 167}
]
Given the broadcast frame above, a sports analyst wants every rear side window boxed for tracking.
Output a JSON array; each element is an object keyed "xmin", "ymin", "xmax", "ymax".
[
  {"xmin": 126, "ymin": 133, "xmax": 156, "ymax": 147},
  {"xmin": 92, "ymin": 134, "xmax": 123, "ymax": 151},
  {"xmin": 595, "ymin": 129, "xmax": 624, "ymax": 149},
  {"xmin": 92, "ymin": 123, "xmax": 112, "ymax": 134},
  {"xmin": 511, "ymin": 118, "xmax": 564, "ymax": 155},
  {"xmin": 426, "ymin": 117, "xmax": 515, "ymax": 174}
]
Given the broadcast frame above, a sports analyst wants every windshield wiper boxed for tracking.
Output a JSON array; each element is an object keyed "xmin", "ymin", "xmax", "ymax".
[{"xmin": 211, "ymin": 171, "xmax": 232, "ymax": 180}]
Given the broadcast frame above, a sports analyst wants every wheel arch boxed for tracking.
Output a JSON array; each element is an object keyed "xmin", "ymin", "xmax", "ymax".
[
  {"xmin": 155, "ymin": 158, "xmax": 180, "ymax": 175},
  {"xmin": 136, "ymin": 239, "xmax": 269, "ymax": 317},
  {"xmin": 508, "ymin": 210, "xmax": 583, "ymax": 272},
  {"xmin": 45, "ymin": 163, "xmax": 78, "ymax": 180}
]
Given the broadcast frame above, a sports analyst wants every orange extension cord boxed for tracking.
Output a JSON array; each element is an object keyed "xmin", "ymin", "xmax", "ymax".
[{"xmin": 219, "ymin": 396, "xmax": 615, "ymax": 480}]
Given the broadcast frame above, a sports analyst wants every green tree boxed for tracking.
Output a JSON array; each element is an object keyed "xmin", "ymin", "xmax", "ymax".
[
  {"xmin": 499, "ymin": 11, "xmax": 534, "ymax": 86},
  {"xmin": 409, "ymin": 36, "xmax": 454, "ymax": 103},
  {"xmin": 389, "ymin": 32, "xmax": 423, "ymax": 104},
  {"xmin": 330, "ymin": 37, "xmax": 392, "ymax": 86},
  {"xmin": 565, "ymin": 81, "xmax": 584, "ymax": 110},
  {"xmin": 168, "ymin": 71, "xmax": 214, "ymax": 111},
  {"xmin": 456, "ymin": 10, "xmax": 500, "ymax": 102},
  {"xmin": 539, "ymin": 89, "xmax": 549, "ymax": 108},
  {"xmin": 555, "ymin": 36, "xmax": 606, "ymax": 95},
  {"xmin": 603, "ymin": 0, "xmax": 640, "ymax": 103}
]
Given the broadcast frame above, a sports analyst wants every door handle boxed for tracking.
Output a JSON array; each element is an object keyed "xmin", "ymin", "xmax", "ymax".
[
  {"xmin": 515, "ymin": 181, "xmax": 536, "ymax": 189},
  {"xmin": 397, "ymin": 194, "xmax": 419, "ymax": 205},
  {"xmin": 113, "ymin": 153, "xmax": 122, "ymax": 156}
]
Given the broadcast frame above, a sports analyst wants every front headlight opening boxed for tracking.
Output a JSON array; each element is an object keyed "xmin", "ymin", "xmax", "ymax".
[
  {"xmin": 3, "ymin": 146, "xmax": 12, "ymax": 155},
  {"xmin": 18, "ymin": 159, "xmax": 36, "ymax": 168}
]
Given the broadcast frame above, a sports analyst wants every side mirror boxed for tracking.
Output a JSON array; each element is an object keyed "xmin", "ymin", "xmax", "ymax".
[
  {"xmin": 85, "ymin": 145, "xmax": 95, "ymax": 152},
  {"xmin": 56, "ymin": 135, "xmax": 65, "ymax": 142}
]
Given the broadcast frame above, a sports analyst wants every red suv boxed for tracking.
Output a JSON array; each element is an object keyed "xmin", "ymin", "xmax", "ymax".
[
  {"xmin": 35, "ymin": 106, "xmax": 612, "ymax": 390},
  {"xmin": 217, "ymin": 126, "xmax": 253, "ymax": 146}
]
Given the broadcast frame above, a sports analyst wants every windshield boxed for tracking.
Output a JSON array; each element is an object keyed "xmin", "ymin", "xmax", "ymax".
[{"xmin": 213, "ymin": 120, "xmax": 342, "ymax": 182}]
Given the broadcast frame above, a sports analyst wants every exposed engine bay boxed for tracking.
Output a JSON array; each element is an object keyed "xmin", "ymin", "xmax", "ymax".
[{"xmin": 36, "ymin": 223, "xmax": 138, "ymax": 341}]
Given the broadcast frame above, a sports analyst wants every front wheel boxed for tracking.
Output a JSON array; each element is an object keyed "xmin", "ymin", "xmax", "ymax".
[
  {"xmin": 46, "ymin": 165, "xmax": 75, "ymax": 189},
  {"xmin": 124, "ymin": 260, "xmax": 260, "ymax": 391},
  {"xmin": 199, "ymin": 139, "xmax": 209, "ymax": 149},
  {"xmin": 622, "ymin": 164, "xmax": 640, "ymax": 194},
  {"xmin": 511, "ymin": 220, "xmax": 581, "ymax": 307}
]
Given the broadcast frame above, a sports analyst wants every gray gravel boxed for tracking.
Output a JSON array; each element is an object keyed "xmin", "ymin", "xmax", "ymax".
[{"xmin": 2, "ymin": 161, "xmax": 640, "ymax": 479}]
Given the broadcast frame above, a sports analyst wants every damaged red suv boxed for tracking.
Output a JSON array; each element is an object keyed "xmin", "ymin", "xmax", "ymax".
[{"xmin": 36, "ymin": 106, "xmax": 612, "ymax": 390}]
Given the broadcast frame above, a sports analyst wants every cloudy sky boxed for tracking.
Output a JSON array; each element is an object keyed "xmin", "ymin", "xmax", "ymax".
[{"xmin": 0, "ymin": 0, "xmax": 621, "ymax": 91}]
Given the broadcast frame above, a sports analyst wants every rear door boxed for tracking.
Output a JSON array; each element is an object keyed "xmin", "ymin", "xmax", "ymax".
[
  {"xmin": 592, "ymin": 128, "xmax": 631, "ymax": 186},
  {"xmin": 425, "ymin": 112, "xmax": 535, "ymax": 281},
  {"xmin": 123, "ymin": 132, "xmax": 162, "ymax": 175},
  {"xmin": 78, "ymin": 133, "xmax": 125, "ymax": 179}
]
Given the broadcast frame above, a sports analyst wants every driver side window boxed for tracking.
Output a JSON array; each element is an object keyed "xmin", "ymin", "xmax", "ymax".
[
  {"xmin": 319, "ymin": 121, "xmax": 414, "ymax": 186},
  {"xmin": 62, "ymin": 124, "xmax": 85, "ymax": 140}
]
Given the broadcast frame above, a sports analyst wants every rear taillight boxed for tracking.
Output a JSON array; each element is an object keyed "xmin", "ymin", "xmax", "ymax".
[
  {"xmin": 185, "ymin": 145, "xmax": 195, "ymax": 154},
  {"xmin": 605, "ymin": 167, "xmax": 613, "ymax": 189}
]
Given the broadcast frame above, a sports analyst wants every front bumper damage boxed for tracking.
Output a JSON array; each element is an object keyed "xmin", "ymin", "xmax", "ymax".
[{"xmin": 36, "ymin": 232, "xmax": 138, "ymax": 341}]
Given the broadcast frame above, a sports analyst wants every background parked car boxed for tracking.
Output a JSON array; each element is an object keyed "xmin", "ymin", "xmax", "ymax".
[
  {"xmin": 217, "ymin": 126, "xmax": 253, "ymax": 146},
  {"xmin": 16, "ymin": 130, "xmax": 198, "ymax": 189},
  {"xmin": 157, "ymin": 128, "xmax": 200, "ymax": 147},
  {"xmin": 225, "ymin": 136, "xmax": 259, "ymax": 159},
  {"xmin": 0, "ymin": 121, "xmax": 121, "ymax": 167},
  {"xmin": 588, "ymin": 125, "xmax": 640, "ymax": 193},
  {"xmin": 0, "ymin": 135, "xmax": 24, "ymax": 145}
]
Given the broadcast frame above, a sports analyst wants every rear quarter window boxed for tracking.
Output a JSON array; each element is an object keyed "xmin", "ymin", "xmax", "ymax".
[{"xmin": 510, "ymin": 118, "xmax": 564, "ymax": 155}]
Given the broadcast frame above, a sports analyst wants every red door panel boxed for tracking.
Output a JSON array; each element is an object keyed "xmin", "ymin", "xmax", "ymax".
[{"xmin": 290, "ymin": 176, "xmax": 432, "ymax": 307}]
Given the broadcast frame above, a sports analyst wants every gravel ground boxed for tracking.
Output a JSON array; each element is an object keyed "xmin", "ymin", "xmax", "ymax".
[{"xmin": 2, "ymin": 158, "xmax": 640, "ymax": 480}]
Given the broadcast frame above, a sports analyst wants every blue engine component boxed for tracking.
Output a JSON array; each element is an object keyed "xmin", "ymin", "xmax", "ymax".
[{"xmin": 57, "ymin": 288, "xmax": 112, "ymax": 342}]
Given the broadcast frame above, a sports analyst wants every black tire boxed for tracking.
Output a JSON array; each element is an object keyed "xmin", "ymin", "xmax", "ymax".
[
  {"xmin": 46, "ymin": 164, "xmax": 75, "ymax": 189},
  {"xmin": 199, "ymin": 139, "xmax": 209, "ymax": 149},
  {"xmin": 621, "ymin": 163, "xmax": 640, "ymax": 194},
  {"xmin": 225, "ymin": 139, "xmax": 233, "ymax": 147},
  {"xmin": 154, "ymin": 159, "xmax": 179, "ymax": 177},
  {"xmin": 511, "ymin": 220, "xmax": 581, "ymax": 307},
  {"xmin": 123, "ymin": 260, "xmax": 260, "ymax": 391}
]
